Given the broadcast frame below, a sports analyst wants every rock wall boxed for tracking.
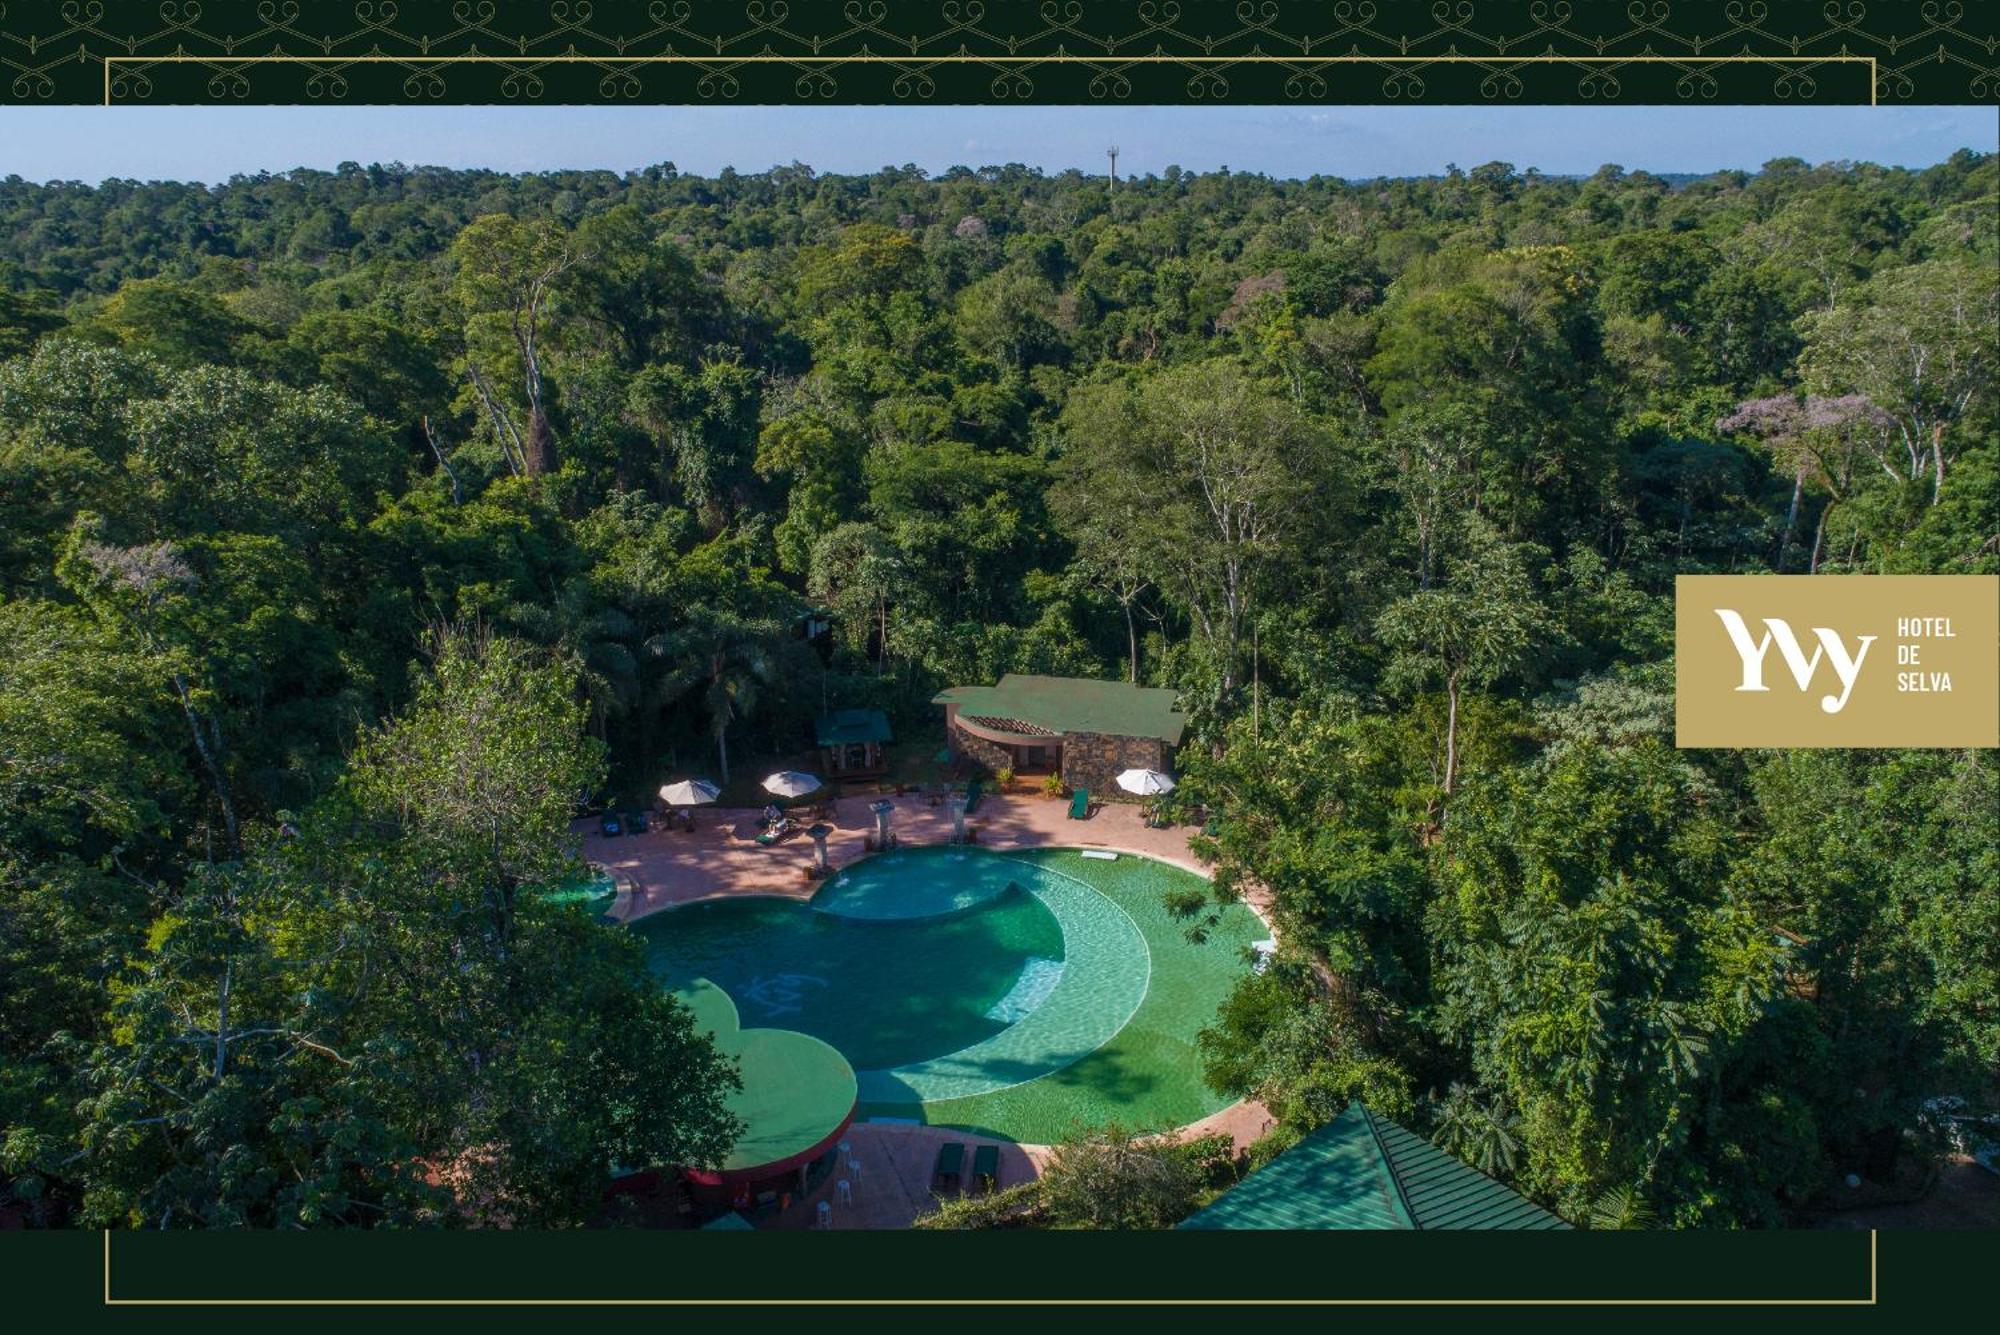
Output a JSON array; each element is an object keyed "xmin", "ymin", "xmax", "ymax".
[
  {"xmin": 947, "ymin": 718, "xmax": 1015, "ymax": 776},
  {"xmin": 1060, "ymin": 732, "xmax": 1167, "ymax": 797},
  {"xmin": 947, "ymin": 716, "xmax": 1168, "ymax": 795}
]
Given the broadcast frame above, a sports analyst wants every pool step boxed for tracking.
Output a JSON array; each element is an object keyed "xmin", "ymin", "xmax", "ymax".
[{"xmin": 855, "ymin": 862, "xmax": 1150, "ymax": 1104}]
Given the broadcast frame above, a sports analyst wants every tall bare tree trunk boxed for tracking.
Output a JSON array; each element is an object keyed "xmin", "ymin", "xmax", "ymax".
[
  {"xmin": 1930, "ymin": 423, "xmax": 1946, "ymax": 505},
  {"xmin": 1443, "ymin": 672, "xmax": 1462, "ymax": 797},
  {"xmin": 523, "ymin": 406, "xmax": 556, "ymax": 477},
  {"xmin": 1778, "ymin": 469, "xmax": 1803, "ymax": 569},
  {"xmin": 1124, "ymin": 597, "xmax": 1139, "ymax": 684},
  {"xmin": 213, "ymin": 960, "xmax": 231, "ymax": 1081},
  {"xmin": 171, "ymin": 672, "xmax": 240, "ymax": 857},
  {"xmin": 422, "ymin": 415, "xmax": 462, "ymax": 503}
]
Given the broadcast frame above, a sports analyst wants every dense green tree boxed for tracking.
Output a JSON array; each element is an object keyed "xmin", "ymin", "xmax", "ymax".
[
  {"xmin": 0, "ymin": 288, "xmax": 64, "ymax": 359},
  {"xmin": 81, "ymin": 279, "xmax": 247, "ymax": 369},
  {"xmin": 1376, "ymin": 520, "xmax": 1556, "ymax": 801},
  {"xmin": 1058, "ymin": 361, "xmax": 1331, "ymax": 703},
  {"xmin": 1431, "ymin": 742, "xmax": 1800, "ymax": 1225},
  {"xmin": 1797, "ymin": 258, "xmax": 1998, "ymax": 503},
  {"xmin": 70, "ymin": 630, "xmax": 740, "ymax": 1227}
]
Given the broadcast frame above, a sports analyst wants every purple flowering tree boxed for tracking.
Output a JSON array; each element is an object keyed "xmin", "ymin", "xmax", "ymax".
[{"xmin": 1717, "ymin": 394, "xmax": 1896, "ymax": 571}]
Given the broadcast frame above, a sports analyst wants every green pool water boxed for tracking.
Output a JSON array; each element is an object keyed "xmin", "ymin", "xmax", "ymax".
[
  {"xmin": 900, "ymin": 849, "xmax": 1264, "ymax": 1142},
  {"xmin": 540, "ymin": 868, "xmax": 618, "ymax": 910},
  {"xmin": 630, "ymin": 846, "xmax": 1264, "ymax": 1146},
  {"xmin": 634, "ymin": 884, "xmax": 1065, "ymax": 1072}
]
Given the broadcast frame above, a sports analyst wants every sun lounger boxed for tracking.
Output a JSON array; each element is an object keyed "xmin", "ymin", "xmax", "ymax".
[
  {"xmin": 963, "ymin": 780, "xmax": 983, "ymax": 815},
  {"xmin": 755, "ymin": 818, "xmax": 793, "ymax": 847},
  {"xmin": 970, "ymin": 1144, "xmax": 999, "ymax": 1193},
  {"xmin": 1068, "ymin": 788, "xmax": 1090, "ymax": 820},
  {"xmin": 932, "ymin": 1141, "xmax": 966, "ymax": 1193}
]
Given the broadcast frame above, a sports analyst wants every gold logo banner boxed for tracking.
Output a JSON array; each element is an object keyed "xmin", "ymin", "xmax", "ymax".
[{"xmin": 1675, "ymin": 576, "xmax": 1999, "ymax": 748}]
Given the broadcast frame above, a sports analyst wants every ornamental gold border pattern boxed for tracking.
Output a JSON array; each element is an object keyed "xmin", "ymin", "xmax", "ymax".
[
  {"xmin": 97, "ymin": 52, "xmax": 1880, "ymax": 107},
  {"xmin": 2, "ymin": 1, "xmax": 1990, "ymax": 105},
  {"xmin": 102, "ymin": 1228, "xmax": 1877, "ymax": 1306}
]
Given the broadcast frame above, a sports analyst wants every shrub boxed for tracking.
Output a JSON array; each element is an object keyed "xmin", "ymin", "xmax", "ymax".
[
  {"xmin": 994, "ymin": 766, "xmax": 1015, "ymax": 789},
  {"xmin": 913, "ymin": 1181, "xmax": 1044, "ymax": 1230},
  {"xmin": 1038, "ymin": 1124, "xmax": 1210, "ymax": 1229},
  {"xmin": 1041, "ymin": 772, "xmax": 1065, "ymax": 797}
]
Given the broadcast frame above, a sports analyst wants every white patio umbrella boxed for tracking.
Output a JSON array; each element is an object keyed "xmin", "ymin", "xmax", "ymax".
[
  {"xmin": 761, "ymin": 771, "xmax": 823, "ymax": 800},
  {"xmin": 658, "ymin": 778, "xmax": 721, "ymax": 807},
  {"xmin": 1116, "ymin": 768, "xmax": 1176, "ymax": 797}
]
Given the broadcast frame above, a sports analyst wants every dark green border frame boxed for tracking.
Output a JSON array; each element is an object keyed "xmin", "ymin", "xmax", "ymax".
[
  {"xmin": 2, "ymin": 1, "xmax": 1994, "ymax": 1327},
  {"xmin": 105, "ymin": 1227, "xmax": 1875, "ymax": 1304},
  {"xmin": 0, "ymin": 1, "xmax": 1994, "ymax": 105}
]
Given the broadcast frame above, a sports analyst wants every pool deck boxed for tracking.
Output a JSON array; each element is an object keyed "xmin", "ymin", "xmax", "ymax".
[
  {"xmin": 774, "ymin": 1098, "xmax": 1278, "ymax": 1231},
  {"xmin": 582, "ymin": 789, "xmax": 1256, "ymax": 923},
  {"xmin": 584, "ymin": 788, "xmax": 1282, "ymax": 1230}
]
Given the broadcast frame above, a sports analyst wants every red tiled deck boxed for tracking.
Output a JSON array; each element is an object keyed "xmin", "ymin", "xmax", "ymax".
[
  {"xmin": 771, "ymin": 1101, "xmax": 1276, "ymax": 1231},
  {"xmin": 584, "ymin": 790, "xmax": 1236, "ymax": 923}
]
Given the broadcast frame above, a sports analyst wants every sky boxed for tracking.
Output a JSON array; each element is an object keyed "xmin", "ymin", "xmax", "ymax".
[{"xmin": 0, "ymin": 104, "xmax": 1990, "ymax": 185}]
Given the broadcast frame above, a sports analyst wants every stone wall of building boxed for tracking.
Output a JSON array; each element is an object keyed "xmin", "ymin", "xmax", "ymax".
[
  {"xmin": 947, "ymin": 718, "xmax": 1015, "ymax": 776},
  {"xmin": 1060, "ymin": 732, "xmax": 1166, "ymax": 797}
]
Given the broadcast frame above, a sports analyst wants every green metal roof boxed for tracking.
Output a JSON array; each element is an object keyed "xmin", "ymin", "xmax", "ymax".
[
  {"xmin": 1178, "ymin": 1103, "xmax": 1569, "ymax": 1231},
  {"xmin": 673, "ymin": 980, "xmax": 858, "ymax": 1175},
  {"xmin": 815, "ymin": 708, "xmax": 893, "ymax": 747},
  {"xmin": 933, "ymin": 674, "xmax": 1187, "ymax": 745}
]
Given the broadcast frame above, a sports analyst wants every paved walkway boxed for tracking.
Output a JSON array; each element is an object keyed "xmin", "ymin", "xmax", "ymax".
[
  {"xmin": 585, "ymin": 787, "xmax": 1282, "ymax": 1229},
  {"xmin": 778, "ymin": 1123, "xmax": 1048, "ymax": 1230},
  {"xmin": 773, "ymin": 1102, "xmax": 1276, "ymax": 1231}
]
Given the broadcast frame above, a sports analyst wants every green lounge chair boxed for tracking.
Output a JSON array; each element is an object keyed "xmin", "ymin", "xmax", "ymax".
[
  {"xmin": 963, "ymin": 779, "xmax": 983, "ymax": 815},
  {"xmin": 1068, "ymin": 788, "xmax": 1090, "ymax": 820},
  {"xmin": 970, "ymin": 1143, "xmax": 1000, "ymax": 1194},
  {"xmin": 932, "ymin": 1141, "xmax": 966, "ymax": 1193}
]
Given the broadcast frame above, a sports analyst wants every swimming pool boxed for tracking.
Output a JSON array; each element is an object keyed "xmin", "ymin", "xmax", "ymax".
[
  {"xmin": 631, "ymin": 845, "xmax": 1262, "ymax": 1144},
  {"xmin": 635, "ymin": 875, "xmax": 1065, "ymax": 1071}
]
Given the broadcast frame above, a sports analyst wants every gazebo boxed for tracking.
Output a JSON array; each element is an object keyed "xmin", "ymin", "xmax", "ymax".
[{"xmin": 815, "ymin": 708, "xmax": 893, "ymax": 778}]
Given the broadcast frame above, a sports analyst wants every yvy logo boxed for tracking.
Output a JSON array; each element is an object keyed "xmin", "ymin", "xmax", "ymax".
[
  {"xmin": 1711, "ymin": 611, "xmax": 1875, "ymax": 715},
  {"xmin": 1675, "ymin": 576, "xmax": 1998, "ymax": 748}
]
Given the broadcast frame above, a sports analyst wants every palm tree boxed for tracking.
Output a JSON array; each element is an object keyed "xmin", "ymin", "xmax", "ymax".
[
  {"xmin": 1430, "ymin": 1083, "xmax": 1523, "ymax": 1178},
  {"xmin": 506, "ymin": 577, "xmax": 641, "ymax": 740},
  {"xmin": 647, "ymin": 609, "xmax": 779, "ymax": 783},
  {"xmin": 1587, "ymin": 1184, "xmax": 1657, "ymax": 1230}
]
